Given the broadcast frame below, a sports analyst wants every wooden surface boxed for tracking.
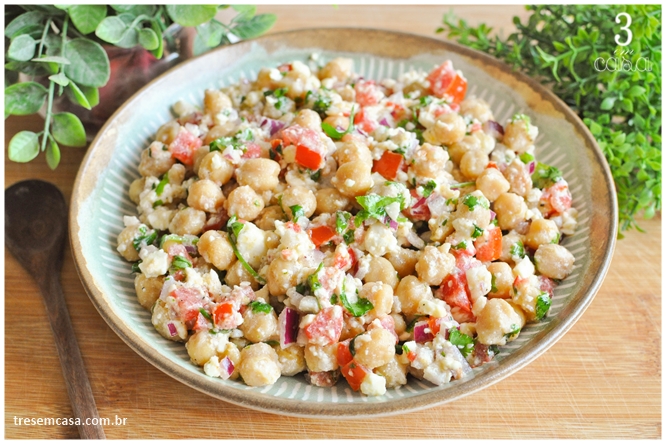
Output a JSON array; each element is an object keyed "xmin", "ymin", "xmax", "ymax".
[{"xmin": 4, "ymin": 5, "xmax": 661, "ymax": 439}]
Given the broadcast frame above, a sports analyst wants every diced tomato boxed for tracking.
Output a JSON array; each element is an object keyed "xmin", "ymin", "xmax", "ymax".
[
  {"xmin": 354, "ymin": 107, "xmax": 378, "ymax": 134},
  {"xmin": 171, "ymin": 287, "xmax": 204, "ymax": 323},
  {"xmin": 341, "ymin": 360, "xmax": 369, "ymax": 392},
  {"xmin": 295, "ymin": 145, "xmax": 323, "ymax": 170},
  {"xmin": 304, "ymin": 306, "xmax": 343, "ymax": 345},
  {"xmin": 284, "ymin": 221, "xmax": 302, "ymax": 233},
  {"xmin": 277, "ymin": 63, "xmax": 292, "ymax": 73},
  {"xmin": 540, "ymin": 181, "xmax": 572, "ymax": 216},
  {"xmin": 386, "ymin": 101, "xmax": 406, "ymax": 120},
  {"xmin": 168, "ymin": 127, "xmax": 202, "ymax": 166},
  {"xmin": 474, "ymin": 226, "xmax": 502, "ymax": 262},
  {"xmin": 487, "ymin": 161, "xmax": 498, "ymax": 169},
  {"xmin": 242, "ymin": 142, "xmax": 262, "ymax": 159},
  {"xmin": 428, "ymin": 317, "xmax": 444, "ymax": 337},
  {"xmin": 354, "ymin": 80, "xmax": 380, "ymax": 107},
  {"xmin": 309, "ymin": 225, "xmax": 336, "ymax": 247},
  {"xmin": 437, "ymin": 273, "xmax": 474, "ymax": 323},
  {"xmin": 538, "ymin": 276, "xmax": 556, "ymax": 298},
  {"xmin": 191, "ymin": 312, "xmax": 210, "ymax": 332},
  {"xmin": 337, "ymin": 340, "xmax": 353, "ymax": 367},
  {"xmin": 372, "ymin": 150, "xmax": 403, "ymax": 180},
  {"xmin": 213, "ymin": 302, "xmax": 235, "ymax": 326},
  {"xmin": 333, "ymin": 246, "xmax": 356, "ymax": 271},
  {"xmin": 172, "ymin": 270, "xmax": 185, "ymax": 281},
  {"xmin": 166, "ymin": 243, "xmax": 191, "ymax": 261},
  {"xmin": 407, "ymin": 351, "xmax": 417, "ymax": 362},
  {"xmin": 427, "ymin": 61, "xmax": 468, "ymax": 104}
]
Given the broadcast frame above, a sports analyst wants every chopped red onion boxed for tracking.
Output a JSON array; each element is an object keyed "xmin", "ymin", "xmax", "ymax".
[
  {"xmin": 413, "ymin": 197, "xmax": 427, "ymax": 209},
  {"xmin": 528, "ymin": 161, "xmax": 536, "ymax": 174},
  {"xmin": 489, "ymin": 210, "xmax": 497, "ymax": 223},
  {"xmin": 483, "ymin": 120, "xmax": 505, "ymax": 139},
  {"xmin": 185, "ymin": 245, "xmax": 197, "ymax": 256},
  {"xmin": 379, "ymin": 117, "xmax": 390, "ymax": 127},
  {"xmin": 167, "ymin": 322, "xmax": 177, "ymax": 337},
  {"xmin": 389, "ymin": 219, "xmax": 399, "ymax": 231},
  {"xmin": 279, "ymin": 307, "xmax": 299, "ymax": 348},
  {"xmin": 260, "ymin": 117, "xmax": 286, "ymax": 136},
  {"xmin": 414, "ymin": 321, "xmax": 434, "ymax": 343},
  {"xmin": 219, "ymin": 356, "xmax": 235, "ymax": 380}
]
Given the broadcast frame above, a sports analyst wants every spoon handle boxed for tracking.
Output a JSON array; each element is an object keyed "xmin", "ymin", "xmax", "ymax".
[{"xmin": 39, "ymin": 273, "xmax": 106, "ymax": 439}]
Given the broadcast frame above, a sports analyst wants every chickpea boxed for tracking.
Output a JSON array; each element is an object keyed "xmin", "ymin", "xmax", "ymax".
[
  {"xmin": 226, "ymin": 185, "xmax": 265, "ymax": 221},
  {"xmin": 391, "ymin": 313, "xmax": 407, "ymax": 337},
  {"xmin": 487, "ymin": 262, "xmax": 513, "ymax": 298},
  {"xmin": 304, "ymin": 344, "xmax": 338, "ymax": 372},
  {"xmin": 187, "ymin": 179, "xmax": 225, "ymax": 213},
  {"xmin": 395, "ymin": 275, "xmax": 433, "ymax": 316},
  {"xmin": 460, "ymin": 149, "xmax": 490, "ymax": 180},
  {"xmin": 503, "ymin": 117, "xmax": 537, "ymax": 154},
  {"xmin": 240, "ymin": 308, "xmax": 278, "ymax": 343},
  {"xmin": 151, "ymin": 300, "xmax": 187, "ymax": 342},
  {"xmin": 457, "ymin": 191, "xmax": 491, "ymax": 230},
  {"xmin": 138, "ymin": 143, "xmax": 175, "ymax": 178},
  {"xmin": 447, "ymin": 135, "xmax": 479, "ymax": 165},
  {"xmin": 197, "ymin": 151, "xmax": 234, "ymax": 186},
  {"xmin": 204, "ymin": 89, "xmax": 232, "ymax": 115},
  {"xmin": 186, "ymin": 330, "xmax": 220, "ymax": 366},
  {"xmin": 168, "ymin": 207, "xmax": 206, "ymax": 236},
  {"xmin": 280, "ymin": 186, "xmax": 317, "ymax": 219},
  {"xmin": 116, "ymin": 225, "xmax": 142, "ymax": 261},
  {"xmin": 534, "ymin": 244, "xmax": 575, "ymax": 280},
  {"xmin": 267, "ymin": 257, "xmax": 300, "ymax": 296},
  {"xmin": 134, "ymin": 274, "xmax": 164, "ymax": 310},
  {"xmin": 319, "ymin": 57, "xmax": 353, "ymax": 81},
  {"xmin": 375, "ymin": 356, "xmax": 408, "ymax": 388},
  {"xmin": 255, "ymin": 205, "xmax": 286, "ymax": 231},
  {"xmin": 360, "ymin": 282, "xmax": 394, "ymax": 317},
  {"xmin": 386, "ymin": 248, "xmax": 420, "ymax": 278},
  {"xmin": 275, "ymin": 344, "xmax": 306, "ymax": 376},
  {"xmin": 476, "ymin": 168, "xmax": 510, "ymax": 202},
  {"xmin": 237, "ymin": 158, "xmax": 281, "ymax": 192},
  {"xmin": 203, "ymin": 123, "xmax": 235, "ymax": 145},
  {"xmin": 503, "ymin": 158, "xmax": 533, "ymax": 197},
  {"xmin": 423, "ymin": 112, "xmax": 466, "ymax": 146},
  {"xmin": 525, "ymin": 219, "xmax": 560, "ymax": 250},
  {"xmin": 255, "ymin": 67, "xmax": 277, "ymax": 90},
  {"xmin": 493, "ymin": 192, "xmax": 528, "ymax": 231},
  {"xmin": 198, "ymin": 230, "xmax": 236, "ymax": 271},
  {"xmin": 334, "ymin": 139, "xmax": 373, "ymax": 165},
  {"xmin": 460, "ymin": 97, "xmax": 494, "ymax": 123},
  {"xmin": 155, "ymin": 120, "xmax": 180, "ymax": 145},
  {"xmin": 364, "ymin": 256, "xmax": 399, "ymax": 290},
  {"xmin": 323, "ymin": 115, "xmax": 350, "ymax": 132},
  {"xmin": 315, "ymin": 188, "xmax": 350, "ymax": 215},
  {"xmin": 129, "ymin": 178, "xmax": 145, "ymax": 205},
  {"xmin": 225, "ymin": 260, "xmax": 260, "ymax": 290},
  {"xmin": 238, "ymin": 343, "xmax": 281, "ymax": 387},
  {"xmin": 412, "ymin": 143, "xmax": 449, "ymax": 179},
  {"xmin": 500, "ymin": 231, "xmax": 524, "ymax": 263},
  {"xmin": 475, "ymin": 298, "xmax": 525, "ymax": 345},
  {"xmin": 353, "ymin": 328, "xmax": 395, "ymax": 369},
  {"xmin": 168, "ymin": 163, "xmax": 186, "ymax": 186},
  {"xmin": 293, "ymin": 109, "xmax": 322, "ymax": 131},
  {"xmin": 415, "ymin": 245, "xmax": 455, "ymax": 286}
]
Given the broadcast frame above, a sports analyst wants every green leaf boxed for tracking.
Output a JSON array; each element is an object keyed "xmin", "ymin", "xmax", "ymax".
[
  {"xmin": 51, "ymin": 112, "xmax": 87, "ymax": 147},
  {"xmin": 46, "ymin": 137, "xmax": 61, "ymax": 170},
  {"xmin": 170, "ymin": 254, "xmax": 192, "ymax": 271},
  {"xmin": 289, "ymin": 205, "xmax": 305, "ymax": 221},
  {"xmin": 5, "ymin": 11, "xmax": 45, "ymax": 39},
  {"xmin": 94, "ymin": 16, "xmax": 127, "ymax": 44},
  {"xmin": 535, "ymin": 292, "xmax": 551, "ymax": 320},
  {"xmin": 63, "ymin": 38, "xmax": 110, "ymax": 88},
  {"xmin": 195, "ymin": 20, "xmax": 225, "ymax": 48},
  {"xmin": 69, "ymin": 5, "xmax": 107, "ymax": 35},
  {"xmin": 48, "ymin": 72, "xmax": 69, "ymax": 87},
  {"xmin": 8, "ymin": 131, "xmax": 40, "ymax": 162},
  {"xmin": 448, "ymin": 327, "xmax": 475, "ymax": 357},
  {"xmin": 149, "ymin": 20, "xmax": 164, "ymax": 59},
  {"xmin": 230, "ymin": 13, "xmax": 277, "ymax": 39},
  {"xmin": 138, "ymin": 28, "xmax": 160, "ymax": 51},
  {"xmin": 600, "ymin": 96, "xmax": 616, "ymax": 110},
  {"xmin": 422, "ymin": 180, "xmax": 437, "ymax": 198},
  {"xmin": 66, "ymin": 81, "xmax": 91, "ymax": 110},
  {"xmin": 156, "ymin": 172, "xmax": 169, "ymax": 196},
  {"xmin": 509, "ymin": 240, "xmax": 526, "ymax": 259},
  {"xmin": 232, "ymin": 5, "xmax": 257, "ymax": 22},
  {"xmin": 166, "ymin": 5, "xmax": 218, "ymax": 27},
  {"xmin": 626, "ymin": 85, "xmax": 646, "ymax": 98},
  {"xmin": 248, "ymin": 301, "xmax": 273, "ymax": 314},
  {"xmin": 339, "ymin": 292, "xmax": 374, "ymax": 317},
  {"xmin": 31, "ymin": 55, "xmax": 71, "ymax": 65},
  {"xmin": 5, "ymin": 81, "xmax": 48, "ymax": 116},
  {"xmin": 79, "ymin": 85, "xmax": 99, "ymax": 108},
  {"xmin": 8, "ymin": 34, "xmax": 36, "ymax": 62}
]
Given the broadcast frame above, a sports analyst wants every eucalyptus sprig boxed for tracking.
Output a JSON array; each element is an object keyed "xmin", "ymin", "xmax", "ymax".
[
  {"xmin": 437, "ymin": 5, "xmax": 661, "ymax": 234},
  {"xmin": 5, "ymin": 5, "xmax": 276, "ymax": 169}
]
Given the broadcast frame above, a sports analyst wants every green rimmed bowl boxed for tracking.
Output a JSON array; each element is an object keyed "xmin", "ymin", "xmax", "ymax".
[{"xmin": 70, "ymin": 28, "xmax": 617, "ymax": 417}]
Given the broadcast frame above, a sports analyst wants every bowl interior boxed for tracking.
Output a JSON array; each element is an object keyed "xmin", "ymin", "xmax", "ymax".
[{"xmin": 71, "ymin": 29, "xmax": 615, "ymax": 417}]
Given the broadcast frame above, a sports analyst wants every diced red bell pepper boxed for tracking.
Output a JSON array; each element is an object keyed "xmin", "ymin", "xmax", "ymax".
[
  {"xmin": 354, "ymin": 107, "xmax": 378, "ymax": 134},
  {"xmin": 540, "ymin": 181, "xmax": 572, "ymax": 216},
  {"xmin": 309, "ymin": 225, "xmax": 336, "ymax": 247},
  {"xmin": 213, "ymin": 302, "xmax": 235, "ymax": 327},
  {"xmin": 341, "ymin": 359, "xmax": 370, "ymax": 392},
  {"xmin": 295, "ymin": 144, "xmax": 324, "ymax": 170},
  {"xmin": 168, "ymin": 127, "xmax": 202, "ymax": 166},
  {"xmin": 337, "ymin": 340, "xmax": 353, "ymax": 368},
  {"xmin": 304, "ymin": 306, "xmax": 343, "ymax": 345},
  {"xmin": 428, "ymin": 317, "xmax": 444, "ymax": 337},
  {"xmin": 427, "ymin": 61, "xmax": 468, "ymax": 104},
  {"xmin": 437, "ymin": 273, "xmax": 474, "ymax": 323},
  {"xmin": 372, "ymin": 150, "xmax": 403, "ymax": 180},
  {"xmin": 474, "ymin": 226, "xmax": 502, "ymax": 262},
  {"xmin": 280, "ymin": 126, "xmax": 326, "ymax": 170},
  {"xmin": 242, "ymin": 142, "xmax": 262, "ymax": 159}
]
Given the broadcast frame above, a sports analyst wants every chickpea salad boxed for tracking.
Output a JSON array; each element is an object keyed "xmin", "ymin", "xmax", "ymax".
[{"xmin": 117, "ymin": 57, "xmax": 578, "ymax": 396}]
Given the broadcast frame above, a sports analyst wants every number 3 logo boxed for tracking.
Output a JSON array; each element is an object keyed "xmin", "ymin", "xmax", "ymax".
[{"xmin": 615, "ymin": 12, "xmax": 632, "ymax": 46}]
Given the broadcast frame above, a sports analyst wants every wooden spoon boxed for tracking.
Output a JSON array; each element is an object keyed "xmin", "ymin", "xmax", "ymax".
[{"xmin": 5, "ymin": 180, "xmax": 105, "ymax": 439}]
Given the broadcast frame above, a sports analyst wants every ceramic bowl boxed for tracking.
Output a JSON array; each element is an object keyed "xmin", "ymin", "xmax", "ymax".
[{"xmin": 70, "ymin": 28, "xmax": 617, "ymax": 417}]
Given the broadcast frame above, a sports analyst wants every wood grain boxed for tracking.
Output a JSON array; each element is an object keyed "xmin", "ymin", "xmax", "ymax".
[{"xmin": 4, "ymin": 5, "xmax": 661, "ymax": 439}]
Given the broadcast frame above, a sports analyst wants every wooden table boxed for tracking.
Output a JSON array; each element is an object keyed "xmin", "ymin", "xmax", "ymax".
[{"xmin": 5, "ymin": 5, "xmax": 661, "ymax": 439}]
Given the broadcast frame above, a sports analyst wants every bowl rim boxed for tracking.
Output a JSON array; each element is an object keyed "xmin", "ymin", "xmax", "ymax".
[{"xmin": 70, "ymin": 27, "xmax": 618, "ymax": 418}]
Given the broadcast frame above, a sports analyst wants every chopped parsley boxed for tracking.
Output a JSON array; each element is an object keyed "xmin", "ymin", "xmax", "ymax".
[
  {"xmin": 453, "ymin": 240, "xmax": 468, "ymax": 250},
  {"xmin": 209, "ymin": 128, "xmax": 254, "ymax": 152},
  {"xmin": 448, "ymin": 327, "xmax": 475, "ymax": 357},
  {"xmin": 490, "ymin": 274, "xmax": 498, "ymax": 293},
  {"xmin": 307, "ymin": 262, "xmax": 324, "ymax": 294},
  {"xmin": 335, "ymin": 211, "xmax": 352, "ymax": 234},
  {"xmin": 132, "ymin": 226, "xmax": 157, "ymax": 250},
  {"xmin": 450, "ymin": 181, "xmax": 476, "ymax": 190},
  {"xmin": 422, "ymin": 180, "xmax": 437, "ymax": 198},
  {"xmin": 290, "ymin": 205, "xmax": 305, "ymax": 221},
  {"xmin": 535, "ymin": 292, "xmax": 551, "ymax": 320},
  {"xmin": 462, "ymin": 194, "xmax": 489, "ymax": 210},
  {"xmin": 155, "ymin": 172, "xmax": 169, "ymax": 196},
  {"xmin": 510, "ymin": 241, "xmax": 526, "ymax": 259},
  {"xmin": 152, "ymin": 200, "xmax": 163, "ymax": 208},
  {"xmin": 505, "ymin": 324, "xmax": 521, "ymax": 340},
  {"xmin": 309, "ymin": 169, "xmax": 322, "ymax": 181},
  {"xmin": 264, "ymin": 87, "xmax": 289, "ymax": 110},
  {"xmin": 354, "ymin": 193, "xmax": 405, "ymax": 227},
  {"xmin": 226, "ymin": 215, "xmax": 266, "ymax": 285},
  {"xmin": 471, "ymin": 224, "xmax": 484, "ymax": 239},
  {"xmin": 248, "ymin": 300, "xmax": 273, "ymax": 314},
  {"xmin": 131, "ymin": 261, "xmax": 142, "ymax": 274},
  {"xmin": 170, "ymin": 255, "xmax": 192, "ymax": 271},
  {"xmin": 519, "ymin": 152, "xmax": 535, "ymax": 164},
  {"xmin": 321, "ymin": 106, "xmax": 356, "ymax": 140},
  {"xmin": 532, "ymin": 162, "xmax": 563, "ymax": 189},
  {"xmin": 199, "ymin": 308, "xmax": 213, "ymax": 322},
  {"xmin": 339, "ymin": 291, "xmax": 374, "ymax": 317},
  {"xmin": 552, "ymin": 232, "xmax": 561, "ymax": 244},
  {"xmin": 343, "ymin": 229, "xmax": 355, "ymax": 245}
]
